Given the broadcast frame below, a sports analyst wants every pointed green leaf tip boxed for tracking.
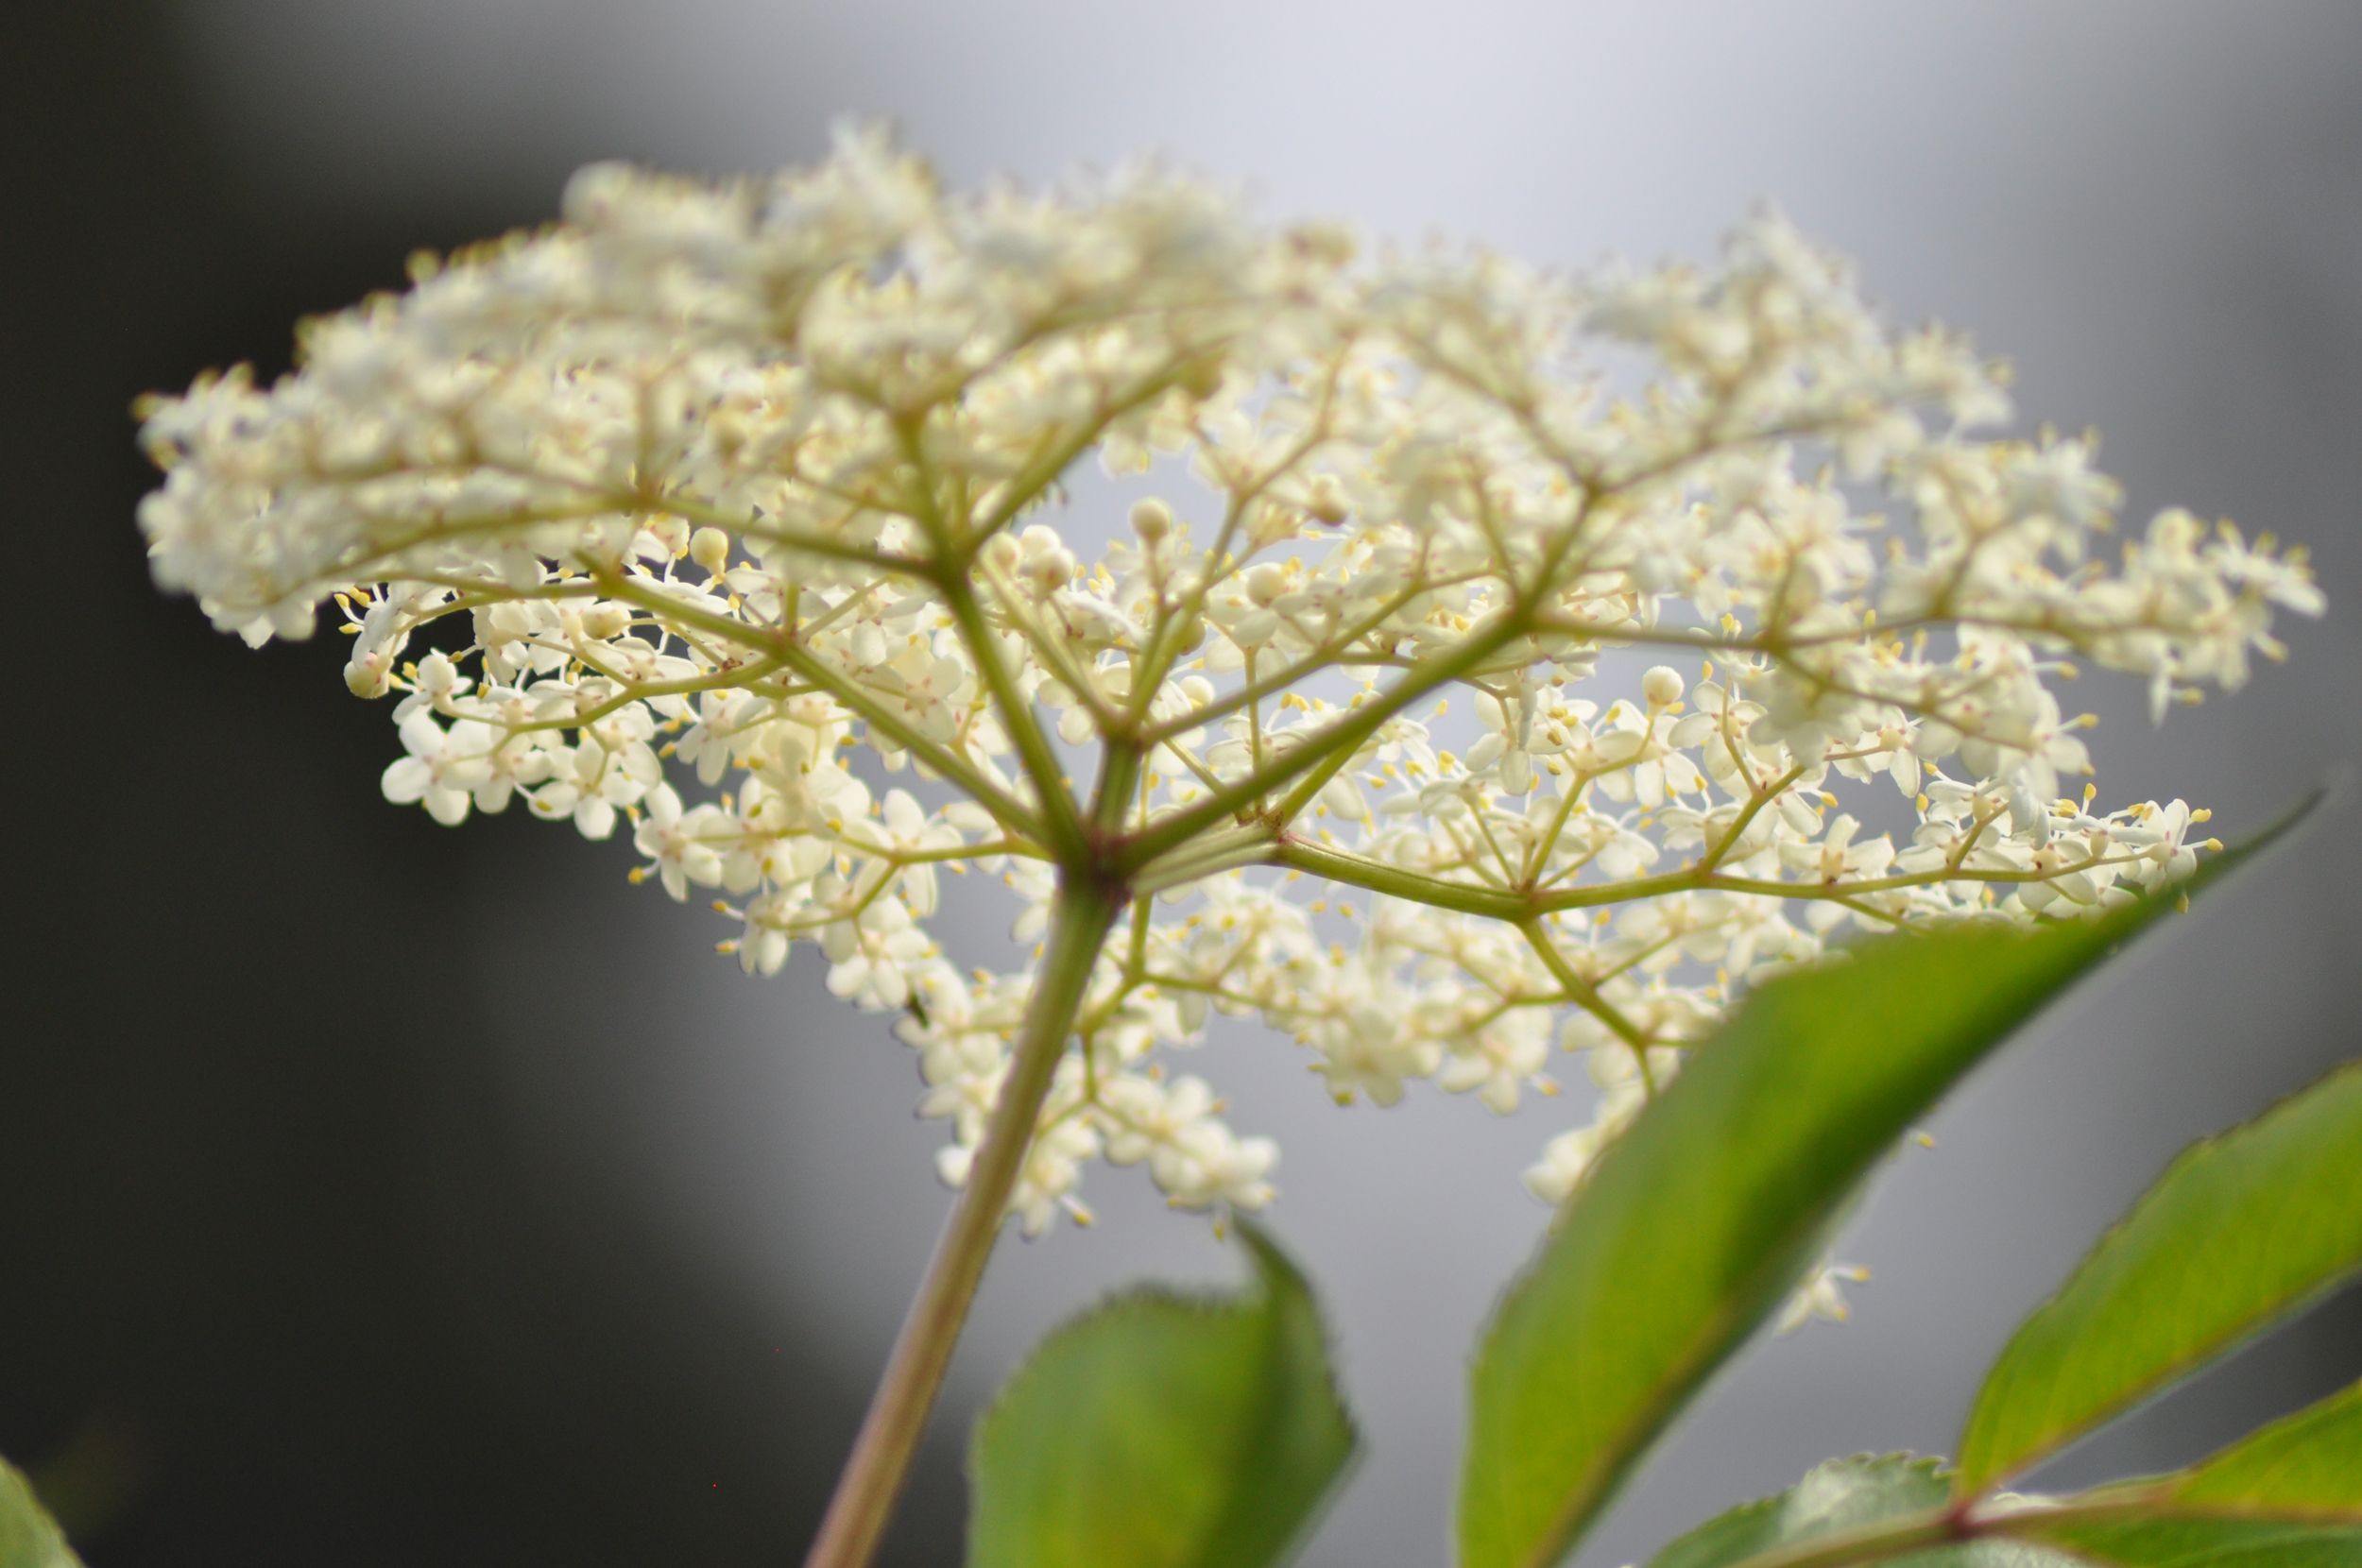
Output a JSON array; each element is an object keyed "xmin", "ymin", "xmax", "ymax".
[
  {"xmin": 0, "ymin": 1456, "xmax": 82, "ymax": 1568},
  {"xmin": 1956, "ymin": 1058, "xmax": 2362, "ymax": 1494},
  {"xmin": 1457, "ymin": 798, "xmax": 2315, "ymax": 1568},
  {"xmin": 967, "ymin": 1220, "xmax": 1356, "ymax": 1568}
]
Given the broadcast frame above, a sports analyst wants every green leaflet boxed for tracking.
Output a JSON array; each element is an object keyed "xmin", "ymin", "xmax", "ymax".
[
  {"xmin": 2035, "ymin": 1519, "xmax": 2362, "ymax": 1568},
  {"xmin": 1638, "ymin": 1404, "xmax": 2362, "ymax": 1568},
  {"xmin": 2031, "ymin": 1380, "xmax": 2362, "ymax": 1568},
  {"xmin": 1461, "ymin": 903, "xmax": 2173, "ymax": 1567},
  {"xmin": 2173, "ymin": 1376, "xmax": 2362, "ymax": 1509},
  {"xmin": 1636, "ymin": 1391, "xmax": 2362, "ymax": 1568},
  {"xmin": 1647, "ymin": 1455, "xmax": 2081, "ymax": 1568},
  {"xmin": 1457, "ymin": 804, "xmax": 2309, "ymax": 1568},
  {"xmin": 1955, "ymin": 1061, "xmax": 2362, "ymax": 1493},
  {"xmin": 1650, "ymin": 1455, "xmax": 1951, "ymax": 1568},
  {"xmin": 967, "ymin": 1221, "xmax": 1355, "ymax": 1568},
  {"xmin": 0, "ymin": 1457, "xmax": 80, "ymax": 1568}
]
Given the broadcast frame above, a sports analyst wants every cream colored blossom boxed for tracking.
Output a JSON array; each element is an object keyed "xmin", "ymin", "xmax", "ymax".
[{"xmin": 138, "ymin": 127, "xmax": 2319, "ymax": 1235}]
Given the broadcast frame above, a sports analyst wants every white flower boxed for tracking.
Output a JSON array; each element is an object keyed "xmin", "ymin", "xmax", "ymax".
[
  {"xmin": 838, "ymin": 788, "xmax": 967, "ymax": 916},
  {"xmin": 1778, "ymin": 814, "xmax": 1895, "ymax": 885},
  {"xmin": 381, "ymin": 711, "xmax": 495, "ymax": 827},
  {"xmin": 140, "ymin": 129, "xmax": 2317, "ymax": 1235},
  {"xmin": 1437, "ymin": 1013, "xmax": 1552, "ymax": 1115},
  {"xmin": 2114, "ymin": 799, "xmax": 2210, "ymax": 887},
  {"xmin": 632, "ymin": 784, "xmax": 726, "ymax": 900},
  {"xmin": 822, "ymin": 900, "xmax": 935, "ymax": 1012},
  {"xmin": 1777, "ymin": 1261, "xmax": 1872, "ymax": 1333}
]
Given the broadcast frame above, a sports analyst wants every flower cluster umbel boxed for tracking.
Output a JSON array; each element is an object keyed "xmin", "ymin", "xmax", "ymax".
[{"xmin": 140, "ymin": 128, "xmax": 2319, "ymax": 1251}]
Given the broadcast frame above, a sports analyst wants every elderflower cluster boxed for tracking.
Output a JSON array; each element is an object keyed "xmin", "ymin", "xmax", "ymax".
[{"xmin": 139, "ymin": 128, "xmax": 2319, "ymax": 1239}]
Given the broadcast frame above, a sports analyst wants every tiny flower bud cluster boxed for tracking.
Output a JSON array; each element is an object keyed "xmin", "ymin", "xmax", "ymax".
[{"xmin": 138, "ymin": 128, "xmax": 2319, "ymax": 1237}]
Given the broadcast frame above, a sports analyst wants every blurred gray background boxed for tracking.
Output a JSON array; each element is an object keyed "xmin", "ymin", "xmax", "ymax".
[{"xmin": 7, "ymin": 2, "xmax": 2358, "ymax": 1563}]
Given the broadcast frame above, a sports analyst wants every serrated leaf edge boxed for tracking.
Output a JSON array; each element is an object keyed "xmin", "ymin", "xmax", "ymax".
[{"xmin": 1956, "ymin": 1058, "xmax": 2362, "ymax": 1496}]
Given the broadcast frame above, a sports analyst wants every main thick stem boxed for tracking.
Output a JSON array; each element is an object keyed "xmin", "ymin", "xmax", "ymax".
[{"xmin": 801, "ymin": 874, "xmax": 1125, "ymax": 1568}]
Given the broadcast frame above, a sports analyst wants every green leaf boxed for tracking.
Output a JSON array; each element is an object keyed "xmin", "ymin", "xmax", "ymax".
[
  {"xmin": 0, "ymin": 1456, "xmax": 82, "ymax": 1568},
  {"xmin": 1457, "ymin": 808, "xmax": 2308, "ymax": 1568},
  {"xmin": 1637, "ymin": 1374, "xmax": 2362, "ymax": 1568},
  {"xmin": 967, "ymin": 1220, "xmax": 1356, "ymax": 1568},
  {"xmin": 2030, "ymin": 1380, "xmax": 2362, "ymax": 1568},
  {"xmin": 2040, "ymin": 1520, "xmax": 2362, "ymax": 1568},
  {"xmin": 2171, "ymin": 1376, "xmax": 2362, "ymax": 1511},
  {"xmin": 1647, "ymin": 1455, "xmax": 2084, "ymax": 1568},
  {"xmin": 1649, "ymin": 1455, "xmax": 1949, "ymax": 1568},
  {"xmin": 1954, "ymin": 1060, "xmax": 2362, "ymax": 1494}
]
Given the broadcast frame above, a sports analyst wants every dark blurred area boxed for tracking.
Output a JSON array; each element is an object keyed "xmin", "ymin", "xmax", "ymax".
[
  {"xmin": 5, "ymin": 3, "xmax": 2359, "ymax": 1565},
  {"xmin": 2, "ymin": 5, "xmax": 951, "ymax": 1562}
]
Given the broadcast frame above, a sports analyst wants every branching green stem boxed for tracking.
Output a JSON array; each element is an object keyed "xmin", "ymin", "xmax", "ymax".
[
  {"xmin": 1120, "ymin": 607, "xmax": 1532, "ymax": 872},
  {"xmin": 939, "ymin": 570, "xmax": 1090, "ymax": 860},
  {"xmin": 1266, "ymin": 837, "xmax": 2145, "ymax": 923},
  {"xmin": 590, "ymin": 567, "xmax": 1041, "ymax": 836}
]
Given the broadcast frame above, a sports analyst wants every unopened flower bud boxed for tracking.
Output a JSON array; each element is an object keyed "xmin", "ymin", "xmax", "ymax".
[
  {"xmin": 1027, "ymin": 549, "xmax": 1076, "ymax": 594},
  {"xmin": 1129, "ymin": 498, "xmax": 1173, "ymax": 541},
  {"xmin": 690, "ymin": 527, "xmax": 731, "ymax": 575},
  {"xmin": 344, "ymin": 651, "xmax": 391, "ymax": 698},
  {"xmin": 1304, "ymin": 473, "xmax": 1349, "ymax": 525},
  {"xmin": 580, "ymin": 603, "xmax": 632, "ymax": 640}
]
